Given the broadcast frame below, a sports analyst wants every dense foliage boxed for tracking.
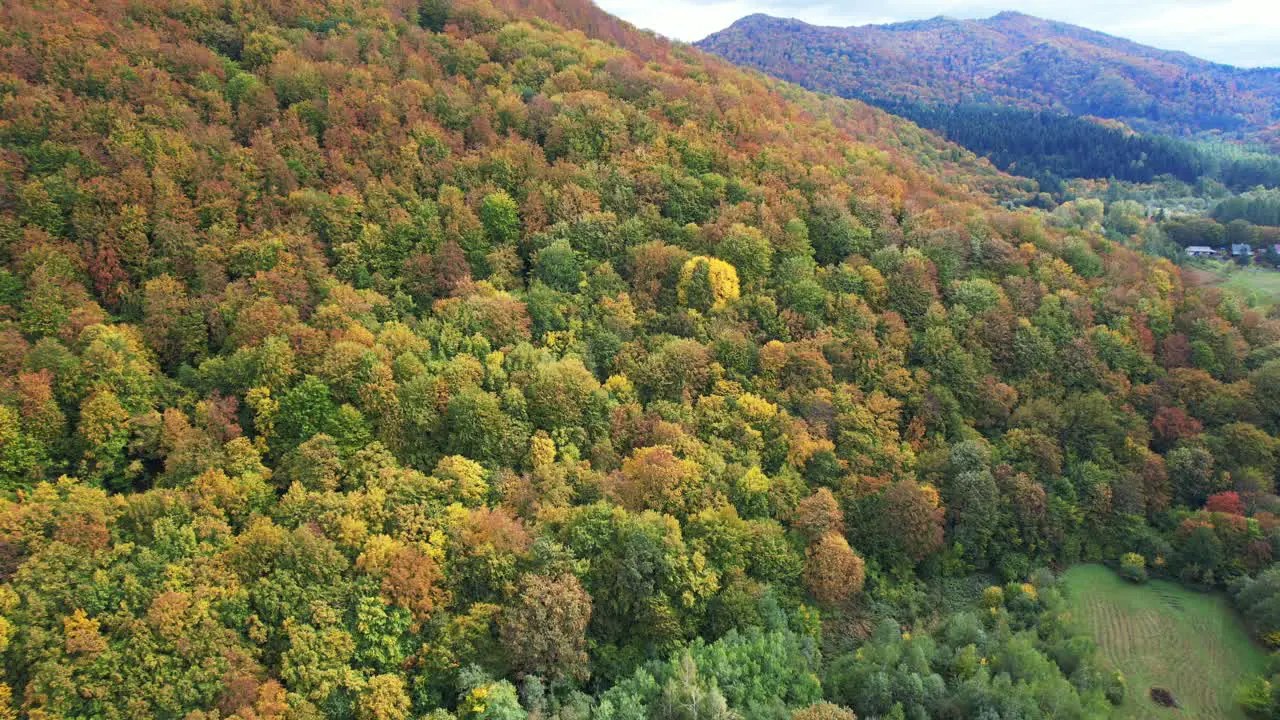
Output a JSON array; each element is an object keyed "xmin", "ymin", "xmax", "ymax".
[
  {"xmin": 1216, "ymin": 190, "xmax": 1280, "ymax": 228},
  {"xmin": 825, "ymin": 574, "xmax": 1123, "ymax": 720},
  {"xmin": 867, "ymin": 101, "xmax": 1280, "ymax": 194},
  {"xmin": 0, "ymin": 0, "xmax": 1279, "ymax": 718}
]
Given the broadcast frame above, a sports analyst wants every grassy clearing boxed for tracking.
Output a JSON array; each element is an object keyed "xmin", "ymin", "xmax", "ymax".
[
  {"xmin": 1061, "ymin": 564, "xmax": 1265, "ymax": 720},
  {"xmin": 1186, "ymin": 260, "xmax": 1280, "ymax": 308},
  {"xmin": 1220, "ymin": 270, "xmax": 1280, "ymax": 308}
]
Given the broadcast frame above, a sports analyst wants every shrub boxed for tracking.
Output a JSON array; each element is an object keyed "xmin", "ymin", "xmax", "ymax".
[
  {"xmin": 792, "ymin": 702, "xmax": 858, "ymax": 720},
  {"xmin": 1119, "ymin": 553, "xmax": 1148, "ymax": 583},
  {"xmin": 1105, "ymin": 671, "xmax": 1127, "ymax": 705}
]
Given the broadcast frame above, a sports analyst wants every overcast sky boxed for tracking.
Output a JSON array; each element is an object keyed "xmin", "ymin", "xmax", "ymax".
[{"xmin": 594, "ymin": 0, "xmax": 1280, "ymax": 67}]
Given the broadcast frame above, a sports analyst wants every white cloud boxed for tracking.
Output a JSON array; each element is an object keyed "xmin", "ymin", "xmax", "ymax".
[{"xmin": 595, "ymin": 0, "xmax": 1280, "ymax": 67}]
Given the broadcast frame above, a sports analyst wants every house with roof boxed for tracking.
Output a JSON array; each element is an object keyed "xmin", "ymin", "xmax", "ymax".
[
  {"xmin": 1232, "ymin": 243, "xmax": 1253, "ymax": 257},
  {"xmin": 1185, "ymin": 246, "xmax": 1216, "ymax": 258}
]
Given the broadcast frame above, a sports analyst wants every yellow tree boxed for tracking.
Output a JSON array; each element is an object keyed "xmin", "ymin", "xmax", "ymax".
[{"xmin": 678, "ymin": 256, "xmax": 740, "ymax": 313}]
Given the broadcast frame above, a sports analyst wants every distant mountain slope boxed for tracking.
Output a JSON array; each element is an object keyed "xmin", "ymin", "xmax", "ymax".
[{"xmin": 696, "ymin": 12, "xmax": 1280, "ymax": 140}]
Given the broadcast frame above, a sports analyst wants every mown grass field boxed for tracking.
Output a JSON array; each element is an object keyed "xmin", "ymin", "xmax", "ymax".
[
  {"xmin": 1186, "ymin": 260, "xmax": 1280, "ymax": 308},
  {"xmin": 1061, "ymin": 565, "xmax": 1265, "ymax": 720}
]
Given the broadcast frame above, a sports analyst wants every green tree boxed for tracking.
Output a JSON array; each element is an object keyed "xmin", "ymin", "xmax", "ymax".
[
  {"xmin": 533, "ymin": 239, "xmax": 582, "ymax": 293},
  {"xmin": 1167, "ymin": 444, "xmax": 1221, "ymax": 508},
  {"xmin": 443, "ymin": 387, "xmax": 527, "ymax": 467},
  {"xmin": 654, "ymin": 652, "xmax": 734, "ymax": 720},
  {"xmin": 716, "ymin": 224, "xmax": 773, "ymax": 288},
  {"xmin": 809, "ymin": 199, "xmax": 872, "ymax": 266},
  {"xmin": 0, "ymin": 405, "xmax": 45, "ymax": 491},
  {"xmin": 480, "ymin": 191, "xmax": 521, "ymax": 247},
  {"xmin": 524, "ymin": 356, "xmax": 600, "ymax": 432},
  {"xmin": 276, "ymin": 376, "xmax": 339, "ymax": 452}
]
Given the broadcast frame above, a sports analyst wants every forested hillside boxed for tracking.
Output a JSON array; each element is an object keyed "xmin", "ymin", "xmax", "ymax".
[
  {"xmin": 695, "ymin": 13, "xmax": 1280, "ymax": 193},
  {"xmin": 871, "ymin": 99, "xmax": 1280, "ymax": 194},
  {"xmin": 0, "ymin": 0, "xmax": 1277, "ymax": 718},
  {"xmin": 696, "ymin": 12, "xmax": 1280, "ymax": 141}
]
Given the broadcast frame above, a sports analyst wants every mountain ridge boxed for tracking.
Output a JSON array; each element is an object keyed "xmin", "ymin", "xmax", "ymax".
[{"xmin": 696, "ymin": 11, "xmax": 1280, "ymax": 140}]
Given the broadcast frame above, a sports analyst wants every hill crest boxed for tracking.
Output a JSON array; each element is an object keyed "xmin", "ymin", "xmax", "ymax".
[{"xmin": 698, "ymin": 11, "xmax": 1280, "ymax": 139}]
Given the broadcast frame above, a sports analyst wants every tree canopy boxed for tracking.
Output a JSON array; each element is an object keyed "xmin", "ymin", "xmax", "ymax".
[{"xmin": 0, "ymin": 0, "xmax": 1276, "ymax": 718}]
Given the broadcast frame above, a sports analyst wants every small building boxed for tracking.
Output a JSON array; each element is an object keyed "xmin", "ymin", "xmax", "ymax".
[
  {"xmin": 1232, "ymin": 243, "xmax": 1253, "ymax": 257},
  {"xmin": 1185, "ymin": 246, "xmax": 1215, "ymax": 257}
]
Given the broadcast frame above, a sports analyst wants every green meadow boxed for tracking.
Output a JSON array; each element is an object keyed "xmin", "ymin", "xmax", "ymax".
[{"xmin": 1062, "ymin": 565, "xmax": 1266, "ymax": 720}]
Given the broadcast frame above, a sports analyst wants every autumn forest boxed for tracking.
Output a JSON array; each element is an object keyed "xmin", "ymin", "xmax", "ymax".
[{"xmin": 0, "ymin": 0, "xmax": 1277, "ymax": 719}]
